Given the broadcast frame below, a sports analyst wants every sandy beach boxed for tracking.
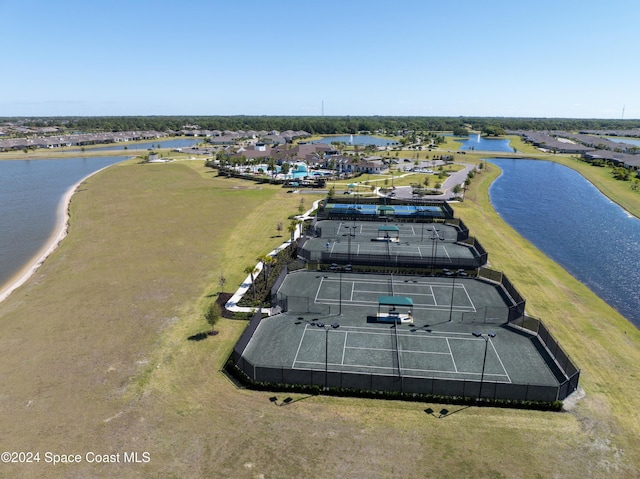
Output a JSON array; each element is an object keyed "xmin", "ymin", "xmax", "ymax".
[{"xmin": 0, "ymin": 166, "xmax": 110, "ymax": 304}]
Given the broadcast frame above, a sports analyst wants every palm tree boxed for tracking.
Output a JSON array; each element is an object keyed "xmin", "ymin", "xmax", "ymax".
[
  {"xmin": 267, "ymin": 158, "xmax": 277, "ymax": 179},
  {"xmin": 244, "ymin": 265, "xmax": 259, "ymax": 299},
  {"xmin": 288, "ymin": 221, "xmax": 297, "ymax": 243},
  {"xmin": 261, "ymin": 255, "xmax": 277, "ymax": 283}
]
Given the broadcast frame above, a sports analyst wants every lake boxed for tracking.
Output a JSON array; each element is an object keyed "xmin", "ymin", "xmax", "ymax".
[
  {"xmin": 0, "ymin": 156, "xmax": 130, "ymax": 291},
  {"xmin": 608, "ymin": 137, "xmax": 640, "ymax": 147},
  {"xmin": 458, "ymin": 134, "xmax": 514, "ymax": 152},
  {"xmin": 488, "ymin": 158, "xmax": 640, "ymax": 328},
  {"xmin": 67, "ymin": 138, "xmax": 202, "ymax": 152},
  {"xmin": 315, "ymin": 135, "xmax": 398, "ymax": 147}
]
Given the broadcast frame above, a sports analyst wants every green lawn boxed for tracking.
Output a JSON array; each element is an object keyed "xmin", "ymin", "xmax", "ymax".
[{"xmin": 0, "ymin": 155, "xmax": 638, "ymax": 478}]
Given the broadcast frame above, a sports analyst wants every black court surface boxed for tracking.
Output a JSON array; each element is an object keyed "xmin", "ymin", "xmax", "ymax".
[
  {"xmin": 302, "ymin": 220, "xmax": 478, "ymax": 265},
  {"xmin": 290, "ymin": 323, "xmax": 512, "ymax": 382},
  {"xmin": 242, "ymin": 270, "xmax": 561, "ymax": 389}
]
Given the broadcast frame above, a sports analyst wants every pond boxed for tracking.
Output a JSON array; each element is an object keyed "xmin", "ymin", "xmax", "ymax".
[
  {"xmin": 315, "ymin": 135, "xmax": 398, "ymax": 147},
  {"xmin": 0, "ymin": 156, "xmax": 131, "ymax": 293},
  {"xmin": 457, "ymin": 134, "xmax": 514, "ymax": 152},
  {"xmin": 488, "ymin": 158, "xmax": 640, "ymax": 328},
  {"xmin": 68, "ymin": 138, "xmax": 202, "ymax": 152}
]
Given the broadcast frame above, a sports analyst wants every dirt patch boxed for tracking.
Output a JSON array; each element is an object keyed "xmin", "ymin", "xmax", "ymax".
[
  {"xmin": 217, "ymin": 292, "xmax": 234, "ymax": 318},
  {"xmin": 562, "ymin": 387, "xmax": 586, "ymax": 411}
]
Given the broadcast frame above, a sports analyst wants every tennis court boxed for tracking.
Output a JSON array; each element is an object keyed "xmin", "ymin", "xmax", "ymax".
[
  {"xmin": 240, "ymin": 270, "xmax": 566, "ymax": 398},
  {"xmin": 320, "ymin": 220, "xmax": 459, "ymax": 241},
  {"xmin": 323, "ymin": 203, "xmax": 447, "ymax": 219},
  {"xmin": 292, "ymin": 322, "xmax": 511, "ymax": 381},
  {"xmin": 304, "ymin": 220, "xmax": 482, "ymax": 268},
  {"xmin": 312, "ymin": 274, "xmax": 477, "ymax": 316}
]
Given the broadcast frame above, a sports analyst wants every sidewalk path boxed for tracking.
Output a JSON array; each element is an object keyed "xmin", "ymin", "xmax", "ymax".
[{"xmin": 225, "ymin": 198, "xmax": 322, "ymax": 315}]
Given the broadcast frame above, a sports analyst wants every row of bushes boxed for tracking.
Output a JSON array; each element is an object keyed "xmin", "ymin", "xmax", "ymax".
[{"xmin": 225, "ymin": 359, "xmax": 563, "ymax": 412}]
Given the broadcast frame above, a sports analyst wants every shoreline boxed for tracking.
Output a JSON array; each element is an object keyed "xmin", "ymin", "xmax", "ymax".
[{"xmin": 0, "ymin": 165, "xmax": 113, "ymax": 304}]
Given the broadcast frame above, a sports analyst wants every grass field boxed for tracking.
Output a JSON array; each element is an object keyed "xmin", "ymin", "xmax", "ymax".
[{"xmin": 0, "ymin": 154, "xmax": 639, "ymax": 478}]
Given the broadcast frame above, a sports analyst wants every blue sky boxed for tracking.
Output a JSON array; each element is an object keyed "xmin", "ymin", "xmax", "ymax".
[{"xmin": 1, "ymin": 0, "xmax": 638, "ymax": 118}]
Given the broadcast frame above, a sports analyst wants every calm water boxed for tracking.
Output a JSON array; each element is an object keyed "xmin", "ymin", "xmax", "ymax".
[
  {"xmin": 0, "ymin": 156, "xmax": 129, "ymax": 289},
  {"xmin": 458, "ymin": 134, "xmax": 514, "ymax": 152},
  {"xmin": 488, "ymin": 158, "xmax": 640, "ymax": 327},
  {"xmin": 316, "ymin": 135, "xmax": 398, "ymax": 147},
  {"xmin": 68, "ymin": 138, "xmax": 202, "ymax": 152},
  {"xmin": 608, "ymin": 137, "xmax": 640, "ymax": 147}
]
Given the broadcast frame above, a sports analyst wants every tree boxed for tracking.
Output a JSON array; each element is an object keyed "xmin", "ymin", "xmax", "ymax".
[
  {"xmin": 218, "ymin": 272, "xmax": 227, "ymax": 294},
  {"xmin": 482, "ymin": 125, "xmax": 506, "ymax": 137},
  {"xmin": 204, "ymin": 301, "xmax": 221, "ymax": 335},
  {"xmin": 261, "ymin": 255, "xmax": 276, "ymax": 282},
  {"xmin": 244, "ymin": 265, "xmax": 259, "ymax": 298},
  {"xmin": 288, "ymin": 221, "xmax": 297, "ymax": 242},
  {"xmin": 453, "ymin": 126, "xmax": 469, "ymax": 136},
  {"xmin": 267, "ymin": 158, "xmax": 277, "ymax": 178},
  {"xmin": 452, "ymin": 184, "xmax": 463, "ymax": 196}
]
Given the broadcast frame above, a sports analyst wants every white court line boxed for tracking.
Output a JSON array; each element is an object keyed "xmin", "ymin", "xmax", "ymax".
[
  {"xmin": 490, "ymin": 339, "xmax": 512, "ymax": 383},
  {"xmin": 346, "ymin": 346, "xmax": 451, "ymax": 356},
  {"xmin": 292, "ymin": 324, "xmax": 310, "ymax": 368},
  {"xmin": 291, "ymin": 325, "xmax": 511, "ymax": 379},
  {"xmin": 341, "ymin": 331, "xmax": 348, "ymax": 365},
  {"xmin": 294, "ymin": 361, "xmax": 397, "ymax": 372},
  {"xmin": 350, "ymin": 281, "xmax": 355, "ymax": 301},
  {"xmin": 441, "ymin": 244, "xmax": 452, "ymax": 261},
  {"xmin": 314, "ymin": 276, "xmax": 324, "ymax": 304},
  {"xmin": 460, "ymin": 284, "xmax": 477, "ymax": 312},
  {"xmin": 354, "ymin": 288, "xmax": 436, "ymax": 299},
  {"xmin": 430, "ymin": 285, "xmax": 438, "ymax": 306},
  {"xmin": 334, "ymin": 324, "xmax": 446, "ymax": 334},
  {"xmin": 446, "ymin": 337, "xmax": 458, "ymax": 373}
]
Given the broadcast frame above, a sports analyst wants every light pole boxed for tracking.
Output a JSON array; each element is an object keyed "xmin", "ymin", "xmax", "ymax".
[
  {"xmin": 443, "ymin": 268, "xmax": 467, "ymax": 322},
  {"xmin": 318, "ymin": 321, "xmax": 340, "ymax": 390},
  {"xmin": 430, "ymin": 226, "xmax": 443, "ymax": 275},
  {"xmin": 342, "ymin": 226, "xmax": 356, "ymax": 263},
  {"xmin": 473, "ymin": 331, "xmax": 496, "ymax": 401},
  {"xmin": 330, "ymin": 263, "xmax": 352, "ymax": 315}
]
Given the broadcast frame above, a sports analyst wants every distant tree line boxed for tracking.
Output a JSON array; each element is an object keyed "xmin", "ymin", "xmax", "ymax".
[{"xmin": 4, "ymin": 116, "xmax": 640, "ymax": 135}]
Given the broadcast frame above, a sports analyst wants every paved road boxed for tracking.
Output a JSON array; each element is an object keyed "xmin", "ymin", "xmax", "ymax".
[{"xmin": 390, "ymin": 162, "xmax": 474, "ymax": 200}]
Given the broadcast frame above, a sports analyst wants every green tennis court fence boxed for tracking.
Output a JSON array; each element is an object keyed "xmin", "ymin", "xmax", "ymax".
[
  {"xmin": 478, "ymin": 267, "xmax": 526, "ymax": 321},
  {"xmin": 233, "ymin": 355, "xmax": 566, "ymax": 401},
  {"xmin": 509, "ymin": 315, "xmax": 580, "ymax": 391},
  {"xmin": 232, "ymin": 309, "xmax": 266, "ymax": 364}
]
